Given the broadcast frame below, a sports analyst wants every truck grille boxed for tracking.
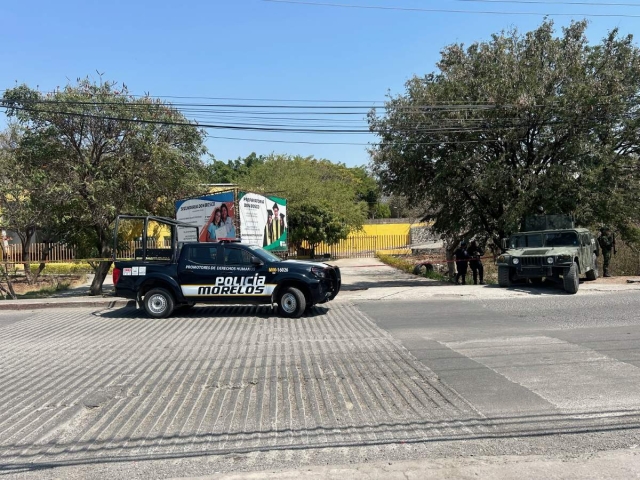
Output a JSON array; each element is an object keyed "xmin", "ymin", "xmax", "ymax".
[{"xmin": 520, "ymin": 256, "xmax": 545, "ymax": 266}]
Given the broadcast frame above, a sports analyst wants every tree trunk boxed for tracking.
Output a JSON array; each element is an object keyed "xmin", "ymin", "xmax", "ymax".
[
  {"xmin": 0, "ymin": 242, "xmax": 17, "ymax": 299},
  {"xmin": 21, "ymin": 249, "xmax": 32, "ymax": 284},
  {"xmin": 32, "ymin": 243, "xmax": 54, "ymax": 281},
  {"xmin": 445, "ymin": 241, "xmax": 457, "ymax": 280},
  {"xmin": 90, "ymin": 260, "xmax": 112, "ymax": 296}
]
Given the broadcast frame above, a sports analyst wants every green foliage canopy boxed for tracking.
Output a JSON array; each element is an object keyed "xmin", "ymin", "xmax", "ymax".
[
  {"xmin": 237, "ymin": 154, "xmax": 369, "ymax": 248},
  {"xmin": 369, "ymin": 20, "xmax": 640, "ymax": 243},
  {"xmin": 2, "ymin": 78, "xmax": 207, "ymax": 293}
]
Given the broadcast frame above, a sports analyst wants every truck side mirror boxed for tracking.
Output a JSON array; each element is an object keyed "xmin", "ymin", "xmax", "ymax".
[
  {"xmin": 501, "ymin": 238, "xmax": 508, "ymax": 251},
  {"xmin": 251, "ymin": 256, "xmax": 263, "ymax": 266}
]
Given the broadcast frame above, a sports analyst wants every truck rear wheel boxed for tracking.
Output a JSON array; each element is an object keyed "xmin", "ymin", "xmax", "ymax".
[
  {"xmin": 278, "ymin": 286, "xmax": 306, "ymax": 318},
  {"xmin": 144, "ymin": 288, "xmax": 175, "ymax": 318},
  {"xmin": 563, "ymin": 262, "xmax": 579, "ymax": 294},
  {"xmin": 498, "ymin": 266, "xmax": 513, "ymax": 287}
]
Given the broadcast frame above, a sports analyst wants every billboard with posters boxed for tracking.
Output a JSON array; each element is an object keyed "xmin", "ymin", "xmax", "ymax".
[
  {"xmin": 175, "ymin": 191, "xmax": 237, "ymax": 242},
  {"xmin": 239, "ymin": 192, "xmax": 287, "ymax": 251}
]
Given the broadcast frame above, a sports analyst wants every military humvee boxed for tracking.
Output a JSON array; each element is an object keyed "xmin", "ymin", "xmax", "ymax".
[{"xmin": 496, "ymin": 215, "xmax": 599, "ymax": 294}]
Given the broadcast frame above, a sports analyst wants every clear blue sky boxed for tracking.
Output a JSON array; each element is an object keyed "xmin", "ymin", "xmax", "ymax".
[{"xmin": 2, "ymin": 0, "xmax": 638, "ymax": 167}]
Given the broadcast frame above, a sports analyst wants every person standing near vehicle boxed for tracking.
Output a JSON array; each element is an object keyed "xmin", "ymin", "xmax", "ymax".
[
  {"xmin": 598, "ymin": 226, "xmax": 615, "ymax": 277},
  {"xmin": 454, "ymin": 240, "xmax": 470, "ymax": 285},
  {"xmin": 468, "ymin": 239, "xmax": 485, "ymax": 285}
]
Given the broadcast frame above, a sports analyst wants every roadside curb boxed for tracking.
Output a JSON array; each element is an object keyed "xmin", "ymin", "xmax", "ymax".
[{"xmin": 0, "ymin": 298, "xmax": 135, "ymax": 311}]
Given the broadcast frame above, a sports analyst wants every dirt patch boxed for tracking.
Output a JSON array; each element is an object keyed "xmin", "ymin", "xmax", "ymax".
[
  {"xmin": 595, "ymin": 276, "xmax": 640, "ymax": 285},
  {"xmin": 0, "ymin": 275, "xmax": 86, "ymax": 298}
]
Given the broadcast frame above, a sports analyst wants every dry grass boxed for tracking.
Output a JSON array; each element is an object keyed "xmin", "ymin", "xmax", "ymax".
[{"xmin": 0, "ymin": 274, "xmax": 86, "ymax": 299}]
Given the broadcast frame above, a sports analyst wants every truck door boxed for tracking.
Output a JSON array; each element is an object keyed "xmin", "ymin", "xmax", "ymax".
[
  {"xmin": 177, "ymin": 244, "xmax": 221, "ymax": 301},
  {"xmin": 218, "ymin": 246, "xmax": 273, "ymax": 304}
]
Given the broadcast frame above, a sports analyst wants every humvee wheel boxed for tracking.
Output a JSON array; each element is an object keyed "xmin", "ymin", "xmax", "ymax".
[
  {"xmin": 585, "ymin": 253, "xmax": 598, "ymax": 281},
  {"xmin": 563, "ymin": 262, "xmax": 579, "ymax": 294},
  {"xmin": 498, "ymin": 266, "xmax": 513, "ymax": 287}
]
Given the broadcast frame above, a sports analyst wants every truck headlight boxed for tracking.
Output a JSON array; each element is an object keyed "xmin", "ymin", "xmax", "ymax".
[
  {"xmin": 498, "ymin": 255, "xmax": 506, "ymax": 263},
  {"xmin": 311, "ymin": 266, "xmax": 326, "ymax": 278},
  {"xmin": 547, "ymin": 257, "xmax": 554, "ymax": 264},
  {"xmin": 512, "ymin": 258, "xmax": 519, "ymax": 265},
  {"xmin": 557, "ymin": 255, "xmax": 572, "ymax": 263}
]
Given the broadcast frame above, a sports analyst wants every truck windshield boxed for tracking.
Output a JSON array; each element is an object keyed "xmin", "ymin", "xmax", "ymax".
[
  {"xmin": 544, "ymin": 232, "xmax": 578, "ymax": 247},
  {"xmin": 245, "ymin": 245, "xmax": 281, "ymax": 262},
  {"xmin": 510, "ymin": 234, "xmax": 543, "ymax": 248}
]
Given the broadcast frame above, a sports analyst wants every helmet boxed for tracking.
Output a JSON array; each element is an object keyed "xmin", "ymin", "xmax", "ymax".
[{"xmin": 460, "ymin": 240, "xmax": 467, "ymax": 246}]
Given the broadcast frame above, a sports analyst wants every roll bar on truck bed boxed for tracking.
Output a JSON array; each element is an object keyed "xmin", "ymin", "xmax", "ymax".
[{"xmin": 112, "ymin": 215, "xmax": 200, "ymax": 262}]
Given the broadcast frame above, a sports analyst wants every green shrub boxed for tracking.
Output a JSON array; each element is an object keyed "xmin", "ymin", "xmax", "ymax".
[
  {"xmin": 376, "ymin": 253, "xmax": 447, "ymax": 281},
  {"xmin": 19, "ymin": 263, "xmax": 115, "ymax": 275}
]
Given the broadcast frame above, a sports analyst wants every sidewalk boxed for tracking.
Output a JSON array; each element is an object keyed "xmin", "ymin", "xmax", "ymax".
[
  {"xmin": 192, "ymin": 448, "xmax": 640, "ymax": 480},
  {"xmin": 0, "ymin": 273, "xmax": 133, "ymax": 310}
]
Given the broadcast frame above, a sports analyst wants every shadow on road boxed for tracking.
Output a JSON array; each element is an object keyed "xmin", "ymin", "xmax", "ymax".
[
  {"xmin": 94, "ymin": 304, "xmax": 330, "ymax": 319},
  {"xmin": 2, "ymin": 408, "xmax": 640, "ymax": 475}
]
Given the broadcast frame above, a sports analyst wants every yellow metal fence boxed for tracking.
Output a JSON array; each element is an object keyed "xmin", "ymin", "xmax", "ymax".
[
  {"xmin": 2, "ymin": 235, "xmax": 412, "ymax": 263},
  {"xmin": 296, "ymin": 234, "xmax": 411, "ymax": 258}
]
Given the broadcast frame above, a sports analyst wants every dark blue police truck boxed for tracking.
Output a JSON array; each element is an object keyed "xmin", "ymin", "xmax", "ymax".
[{"xmin": 112, "ymin": 216, "xmax": 341, "ymax": 318}]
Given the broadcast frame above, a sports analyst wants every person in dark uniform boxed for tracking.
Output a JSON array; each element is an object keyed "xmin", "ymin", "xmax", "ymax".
[
  {"xmin": 467, "ymin": 239, "xmax": 485, "ymax": 285},
  {"xmin": 598, "ymin": 226, "xmax": 615, "ymax": 277},
  {"xmin": 454, "ymin": 240, "xmax": 470, "ymax": 285}
]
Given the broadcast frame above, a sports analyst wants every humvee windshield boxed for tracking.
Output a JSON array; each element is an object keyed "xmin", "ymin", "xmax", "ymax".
[{"xmin": 509, "ymin": 231, "xmax": 578, "ymax": 249}]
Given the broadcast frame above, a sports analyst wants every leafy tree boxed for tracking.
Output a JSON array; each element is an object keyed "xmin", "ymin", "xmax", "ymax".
[
  {"xmin": 202, "ymin": 152, "xmax": 267, "ymax": 184},
  {"xmin": 369, "ymin": 20, "xmax": 640, "ymax": 245},
  {"xmin": 3, "ymin": 78, "xmax": 207, "ymax": 294},
  {"xmin": 350, "ymin": 166, "xmax": 390, "ymax": 219},
  {"xmin": 288, "ymin": 203, "xmax": 349, "ymax": 256},
  {"xmin": 0, "ymin": 125, "xmax": 64, "ymax": 284},
  {"xmin": 238, "ymin": 154, "xmax": 368, "ymax": 253}
]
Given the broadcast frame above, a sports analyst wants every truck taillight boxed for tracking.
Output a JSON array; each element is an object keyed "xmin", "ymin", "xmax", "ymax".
[{"xmin": 113, "ymin": 267, "xmax": 121, "ymax": 285}]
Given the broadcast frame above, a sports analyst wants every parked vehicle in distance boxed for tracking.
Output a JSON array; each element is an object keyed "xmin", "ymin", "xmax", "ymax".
[
  {"xmin": 496, "ymin": 214, "xmax": 599, "ymax": 294},
  {"xmin": 112, "ymin": 216, "xmax": 341, "ymax": 318}
]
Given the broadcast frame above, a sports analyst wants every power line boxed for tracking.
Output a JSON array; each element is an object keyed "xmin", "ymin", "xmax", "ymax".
[
  {"xmin": 452, "ymin": 0, "xmax": 640, "ymax": 6},
  {"xmin": 263, "ymin": 0, "xmax": 640, "ymax": 16}
]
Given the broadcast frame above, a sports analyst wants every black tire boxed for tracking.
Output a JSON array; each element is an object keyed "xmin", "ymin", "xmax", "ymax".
[
  {"xmin": 498, "ymin": 266, "xmax": 512, "ymax": 288},
  {"xmin": 277, "ymin": 286, "xmax": 306, "ymax": 318},
  {"xmin": 585, "ymin": 253, "xmax": 599, "ymax": 281},
  {"xmin": 563, "ymin": 262, "xmax": 579, "ymax": 294},
  {"xmin": 143, "ymin": 288, "xmax": 175, "ymax": 318}
]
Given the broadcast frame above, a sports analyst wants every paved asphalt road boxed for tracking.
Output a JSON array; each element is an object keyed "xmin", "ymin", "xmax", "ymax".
[{"xmin": 2, "ymin": 270, "xmax": 640, "ymax": 478}]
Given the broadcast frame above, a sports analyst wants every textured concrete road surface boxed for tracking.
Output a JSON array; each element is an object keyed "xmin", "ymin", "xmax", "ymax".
[
  {"xmin": 0, "ymin": 303, "xmax": 490, "ymax": 478},
  {"xmin": 3, "ymin": 259, "xmax": 640, "ymax": 479}
]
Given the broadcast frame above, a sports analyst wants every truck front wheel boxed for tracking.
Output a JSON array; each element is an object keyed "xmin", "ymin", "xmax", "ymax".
[
  {"xmin": 563, "ymin": 262, "xmax": 580, "ymax": 294},
  {"xmin": 277, "ymin": 287, "xmax": 306, "ymax": 318},
  {"xmin": 144, "ymin": 288, "xmax": 175, "ymax": 318},
  {"xmin": 498, "ymin": 266, "xmax": 513, "ymax": 288}
]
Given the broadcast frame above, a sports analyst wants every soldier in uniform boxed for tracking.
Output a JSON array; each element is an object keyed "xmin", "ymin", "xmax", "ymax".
[
  {"xmin": 454, "ymin": 240, "xmax": 470, "ymax": 285},
  {"xmin": 467, "ymin": 239, "xmax": 485, "ymax": 285},
  {"xmin": 598, "ymin": 226, "xmax": 615, "ymax": 277}
]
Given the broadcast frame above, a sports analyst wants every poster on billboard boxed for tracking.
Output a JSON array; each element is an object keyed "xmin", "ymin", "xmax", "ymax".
[
  {"xmin": 239, "ymin": 192, "xmax": 287, "ymax": 251},
  {"xmin": 175, "ymin": 191, "xmax": 237, "ymax": 242}
]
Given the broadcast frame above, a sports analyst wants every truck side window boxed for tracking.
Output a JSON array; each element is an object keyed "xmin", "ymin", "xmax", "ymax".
[
  {"xmin": 189, "ymin": 246, "xmax": 218, "ymax": 265},
  {"xmin": 225, "ymin": 248, "xmax": 252, "ymax": 266}
]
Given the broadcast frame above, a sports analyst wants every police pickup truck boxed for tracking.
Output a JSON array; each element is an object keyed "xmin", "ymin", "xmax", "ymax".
[{"xmin": 112, "ymin": 215, "xmax": 341, "ymax": 318}]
